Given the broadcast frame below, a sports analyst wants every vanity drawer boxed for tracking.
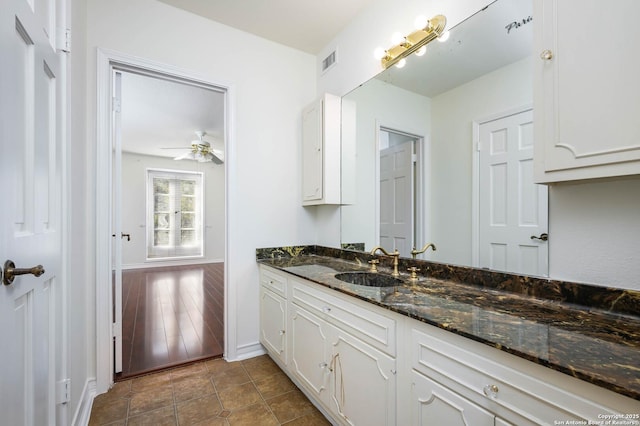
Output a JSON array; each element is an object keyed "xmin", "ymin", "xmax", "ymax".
[
  {"xmin": 259, "ymin": 266, "xmax": 287, "ymax": 297},
  {"xmin": 291, "ymin": 278, "xmax": 396, "ymax": 356},
  {"xmin": 410, "ymin": 324, "xmax": 625, "ymax": 425}
]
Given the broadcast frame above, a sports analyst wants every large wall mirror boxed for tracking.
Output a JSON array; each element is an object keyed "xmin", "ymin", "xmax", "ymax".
[{"xmin": 340, "ymin": 0, "xmax": 549, "ymax": 277}]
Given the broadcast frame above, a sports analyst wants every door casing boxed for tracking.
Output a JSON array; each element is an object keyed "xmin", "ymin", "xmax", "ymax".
[{"xmin": 95, "ymin": 49, "xmax": 234, "ymax": 393}]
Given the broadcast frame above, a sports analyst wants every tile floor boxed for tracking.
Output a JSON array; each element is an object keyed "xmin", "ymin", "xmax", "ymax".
[{"xmin": 89, "ymin": 355, "xmax": 332, "ymax": 425}]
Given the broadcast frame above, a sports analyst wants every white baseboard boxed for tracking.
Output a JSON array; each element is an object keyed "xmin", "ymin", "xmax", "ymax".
[
  {"xmin": 122, "ymin": 258, "xmax": 223, "ymax": 270},
  {"xmin": 72, "ymin": 378, "xmax": 97, "ymax": 426},
  {"xmin": 225, "ymin": 342, "xmax": 265, "ymax": 362}
]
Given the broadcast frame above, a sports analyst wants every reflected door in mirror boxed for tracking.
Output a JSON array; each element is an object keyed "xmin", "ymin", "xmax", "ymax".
[{"xmin": 478, "ymin": 108, "xmax": 548, "ymax": 276}]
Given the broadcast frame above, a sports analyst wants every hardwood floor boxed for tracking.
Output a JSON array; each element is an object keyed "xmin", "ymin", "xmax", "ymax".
[{"xmin": 116, "ymin": 263, "xmax": 224, "ymax": 380}]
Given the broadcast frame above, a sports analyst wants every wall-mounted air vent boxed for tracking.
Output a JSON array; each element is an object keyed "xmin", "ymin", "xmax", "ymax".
[{"xmin": 321, "ymin": 50, "xmax": 337, "ymax": 74}]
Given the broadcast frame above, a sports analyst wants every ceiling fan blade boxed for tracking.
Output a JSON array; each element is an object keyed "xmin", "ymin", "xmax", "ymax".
[
  {"xmin": 174, "ymin": 151, "xmax": 195, "ymax": 160},
  {"xmin": 210, "ymin": 153, "xmax": 224, "ymax": 165},
  {"xmin": 211, "ymin": 149, "xmax": 224, "ymax": 164}
]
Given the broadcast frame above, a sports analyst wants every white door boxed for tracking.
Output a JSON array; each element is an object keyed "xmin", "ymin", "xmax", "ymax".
[
  {"xmin": 478, "ymin": 109, "xmax": 548, "ymax": 276},
  {"xmin": 380, "ymin": 138, "xmax": 414, "ymax": 257},
  {"xmin": 289, "ymin": 305, "xmax": 331, "ymax": 406},
  {"xmin": 0, "ymin": 0, "xmax": 66, "ymax": 424},
  {"xmin": 112, "ymin": 70, "xmax": 123, "ymax": 373},
  {"xmin": 330, "ymin": 331, "xmax": 396, "ymax": 426}
]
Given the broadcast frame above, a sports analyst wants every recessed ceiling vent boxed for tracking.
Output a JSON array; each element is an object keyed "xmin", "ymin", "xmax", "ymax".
[{"xmin": 321, "ymin": 50, "xmax": 337, "ymax": 74}]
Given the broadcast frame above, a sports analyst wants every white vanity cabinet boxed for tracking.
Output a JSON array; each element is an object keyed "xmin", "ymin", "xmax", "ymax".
[
  {"xmin": 259, "ymin": 267, "xmax": 288, "ymax": 365},
  {"xmin": 258, "ymin": 264, "xmax": 639, "ymax": 425},
  {"xmin": 302, "ymin": 93, "xmax": 341, "ymax": 205},
  {"xmin": 290, "ymin": 278, "xmax": 397, "ymax": 426},
  {"xmin": 408, "ymin": 321, "xmax": 639, "ymax": 425},
  {"xmin": 533, "ymin": 0, "xmax": 640, "ymax": 182}
]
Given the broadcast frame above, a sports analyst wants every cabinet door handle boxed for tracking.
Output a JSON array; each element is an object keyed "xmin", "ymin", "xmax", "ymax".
[
  {"xmin": 540, "ymin": 49, "xmax": 553, "ymax": 61},
  {"xmin": 483, "ymin": 384, "xmax": 499, "ymax": 399},
  {"xmin": 322, "ymin": 306, "xmax": 332, "ymax": 313},
  {"xmin": 278, "ymin": 330, "xmax": 285, "ymax": 335}
]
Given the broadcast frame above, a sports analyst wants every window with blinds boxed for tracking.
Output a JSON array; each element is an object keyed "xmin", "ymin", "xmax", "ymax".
[{"xmin": 147, "ymin": 169, "xmax": 204, "ymax": 259}]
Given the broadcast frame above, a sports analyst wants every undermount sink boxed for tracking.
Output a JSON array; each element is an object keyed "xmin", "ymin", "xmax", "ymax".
[{"xmin": 335, "ymin": 272, "xmax": 404, "ymax": 287}]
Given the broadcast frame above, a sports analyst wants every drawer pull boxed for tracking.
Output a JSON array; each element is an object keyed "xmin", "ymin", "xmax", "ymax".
[
  {"xmin": 483, "ymin": 384, "xmax": 499, "ymax": 399},
  {"xmin": 322, "ymin": 306, "xmax": 332, "ymax": 313}
]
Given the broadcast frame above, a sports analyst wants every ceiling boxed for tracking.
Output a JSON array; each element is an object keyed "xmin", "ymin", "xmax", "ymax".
[
  {"xmin": 122, "ymin": 0, "xmax": 377, "ymax": 160},
  {"xmin": 120, "ymin": 71, "xmax": 225, "ymax": 159},
  {"xmin": 156, "ymin": 0, "xmax": 376, "ymax": 54}
]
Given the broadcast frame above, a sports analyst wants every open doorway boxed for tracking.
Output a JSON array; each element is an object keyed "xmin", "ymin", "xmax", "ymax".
[
  {"xmin": 378, "ymin": 127, "xmax": 424, "ymax": 258},
  {"xmin": 112, "ymin": 67, "xmax": 226, "ymax": 380}
]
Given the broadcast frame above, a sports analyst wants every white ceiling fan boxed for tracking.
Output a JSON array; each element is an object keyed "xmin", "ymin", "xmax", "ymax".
[{"xmin": 166, "ymin": 131, "xmax": 224, "ymax": 164}]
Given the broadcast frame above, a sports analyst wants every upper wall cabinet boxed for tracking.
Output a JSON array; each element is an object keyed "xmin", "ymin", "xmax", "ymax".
[
  {"xmin": 533, "ymin": 0, "xmax": 640, "ymax": 183},
  {"xmin": 302, "ymin": 93, "xmax": 341, "ymax": 205}
]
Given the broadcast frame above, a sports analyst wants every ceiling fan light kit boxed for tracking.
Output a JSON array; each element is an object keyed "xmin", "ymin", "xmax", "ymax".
[{"xmin": 172, "ymin": 131, "xmax": 224, "ymax": 164}]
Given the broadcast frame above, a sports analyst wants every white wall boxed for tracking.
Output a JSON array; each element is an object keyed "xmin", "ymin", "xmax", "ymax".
[
  {"xmin": 121, "ymin": 152, "xmax": 225, "ymax": 267},
  {"xmin": 82, "ymin": 0, "xmax": 316, "ymax": 372},
  {"xmin": 69, "ymin": 0, "xmax": 92, "ymax": 420},
  {"xmin": 430, "ymin": 57, "xmax": 532, "ymax": 265},
  {"xmin": 549, "ymin": 177, "xmax": 640, "ymax": 290}
]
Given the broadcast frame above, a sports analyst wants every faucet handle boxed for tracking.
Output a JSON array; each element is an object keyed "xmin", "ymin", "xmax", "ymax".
[
  {"xmin": 368, "ymin": 259, "xmax": 379, "ymax": 272},
  {"xmin": 408, "ymin": 267, "xmax": 420, "ymax": 282}
]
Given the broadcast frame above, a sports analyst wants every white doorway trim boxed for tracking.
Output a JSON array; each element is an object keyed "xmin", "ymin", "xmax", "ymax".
[
  {"xmin": 375, "ymin": 121, "xmax": 429, "ymax": 253},
  {"xmin": 95, "ymin": 49, "xmax": 235, "ymax": 393},
  {"xmin": 471, "ymin": 104, "xmax": 534, "ymax": 268}
]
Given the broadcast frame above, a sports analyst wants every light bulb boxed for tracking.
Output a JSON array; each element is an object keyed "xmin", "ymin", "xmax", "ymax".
[
  {"xmin": 437, "ymin": 30, "xmax": 450, "ymax": 42},
  {"xmin": 414, "ymin": 15, "xmax": 429, "ymax": 30},
  {"xmin": 395, "ymin": 58, "xmax": 406, "ymax": 68},
  {"xmin": 373, "ymin": 47, "xmax": 387, "ymax": 60},
  {"xmin": 415, "ymin": 46, "xmax": 427, "ymax": 56},
  {"xmin": 391, "ymin": 32, "xmax": 404, "ymax": 45}
]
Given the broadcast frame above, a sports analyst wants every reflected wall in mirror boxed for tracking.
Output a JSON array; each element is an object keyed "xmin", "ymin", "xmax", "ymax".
[{"xmin": 341, "ymin": 0, "xmax": 549, "ymax": 276}]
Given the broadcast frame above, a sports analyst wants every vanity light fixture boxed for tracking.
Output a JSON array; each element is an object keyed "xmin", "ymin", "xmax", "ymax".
[
  {"xmin": 375, "ymin": 14, "xmax": 447, "ymax": 69},
  {"xmin": 437, "ymin": 30, "xmax": 450, "ymax": 42}
]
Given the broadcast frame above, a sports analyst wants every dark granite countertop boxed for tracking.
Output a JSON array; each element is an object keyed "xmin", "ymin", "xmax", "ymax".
[{"xmin": 256, "ymin": 246, "xmax": 640, "ymax": 401}]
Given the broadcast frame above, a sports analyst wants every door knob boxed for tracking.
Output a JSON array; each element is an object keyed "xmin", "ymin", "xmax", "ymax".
[
  {"xmin": 3, "ymin": 260, "xmax": 45, "ymax": 285},
  {"xmin": 540, "ymin": 49, "xmax": 553, "ymax": 61},
  {"xmin": 530, "ymin": 233, "xmax": 548, "ymax": 241}
]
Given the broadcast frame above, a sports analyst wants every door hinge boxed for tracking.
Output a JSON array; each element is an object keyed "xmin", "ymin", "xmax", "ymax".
[
  {"xmin": 56, "ymin": 379, "xmax": 71, "ymax": 404},
  {"xmin": 112, "ymin": 97, "xmax": 121, "ymax": 113},
  {"xmin": 112, "ymin": 322, "xmax": 122, "ymax": 341},
  {"xmin": 57, "ymin": 28, "xmax": 71, "ymax": 53}
]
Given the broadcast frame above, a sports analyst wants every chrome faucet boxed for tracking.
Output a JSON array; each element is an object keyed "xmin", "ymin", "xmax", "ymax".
[
  {"xmin": 411, "ymin": 242, "xmax": 436, "ymax": 259},
  {"xmin": 369, "ymin": 246, "xmax": 400, "ymax": 277}
]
